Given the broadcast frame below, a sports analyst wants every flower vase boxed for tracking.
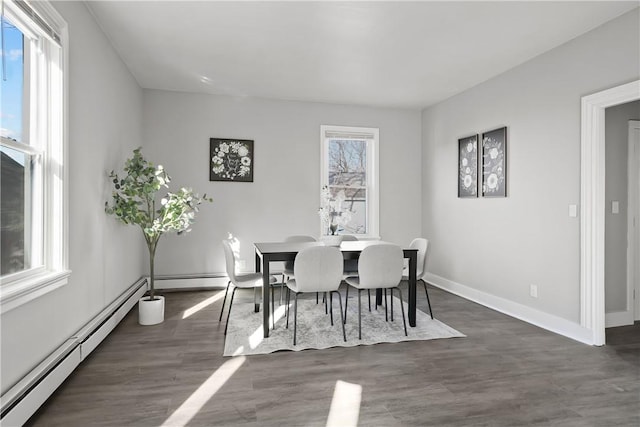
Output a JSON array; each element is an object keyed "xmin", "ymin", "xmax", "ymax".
[{"xmin": 322, "ymin": 235, "xmax": 344, "ymax": 247}]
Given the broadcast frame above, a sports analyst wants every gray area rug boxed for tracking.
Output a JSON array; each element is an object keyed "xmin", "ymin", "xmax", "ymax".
[{"xmin": 223, "ymin": 294, "xmax": 465, "ymax": 356}]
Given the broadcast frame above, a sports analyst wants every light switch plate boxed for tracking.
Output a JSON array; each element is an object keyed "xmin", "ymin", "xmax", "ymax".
[
  {"xmin": 569, "ymin": 204, "xmax": 577, "ymax": 217},
  {"xmin": 612, "ymin": 201, "xmax": 619, "ymax": 214}
]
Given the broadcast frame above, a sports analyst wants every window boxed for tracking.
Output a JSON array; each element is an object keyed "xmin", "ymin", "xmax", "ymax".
[
  {"xmin": 0, "ymin": 0, "xmax": 68, "ymax": 313},
  {"xmin": 321, "ymin": 125, "xmax": 379, "ymax": 238}
]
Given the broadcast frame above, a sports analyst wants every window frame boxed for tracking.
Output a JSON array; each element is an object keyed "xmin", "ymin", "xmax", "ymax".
[
  {"xmin": 0, "ymin": 0, "xmax": 69, "ymax": 314},
  {"xmin": 320, "ymin": 125, "xmax": 380, "ymax": 239}
]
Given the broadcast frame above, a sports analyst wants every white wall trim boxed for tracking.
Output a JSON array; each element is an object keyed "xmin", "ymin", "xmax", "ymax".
[
  {"xmin": 424, "ymin": 272, "xmax": 593, "ymax": 345},
  {"xmin": 628, "ymin": 120, "xmax": 640, "ymax": 321},
  {"xmin": 580, "ymin": 80, "xmax": 640, "ymax": 346},
  {"xmin": 605, "ymin": 310, "xmax": 635, "ymax": 328}
]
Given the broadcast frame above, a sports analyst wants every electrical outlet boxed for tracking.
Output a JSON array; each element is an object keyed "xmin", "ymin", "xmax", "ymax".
[
  {"xmin": 238, "ymin": 259, "xmax": 247, "ymax": 270},
  {"xmin": 530, "ymin": 284, "xmax": 538, "ymax": 298}
]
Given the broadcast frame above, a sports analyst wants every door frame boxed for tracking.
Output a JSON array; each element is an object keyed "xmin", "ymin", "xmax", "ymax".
[
  {"xmin": 629, "ymin": 120, "xmax": 640, "ymax": 321},
  {"xmin": 580, "ymin": 79, "xmax": 640, "ymax": 346}
]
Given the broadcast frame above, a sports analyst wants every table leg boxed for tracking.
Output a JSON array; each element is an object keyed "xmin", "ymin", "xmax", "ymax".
[
  {"xmin": 408, "ymin": 252, "xmax": 417, "ymax": 327},
  {"xmin": 254, "ymin": 251, "xmax": 261, "ymax": 313},
  {"xmin": 261, "ymin": 255, "xmax": 271, "ymax": 338}
]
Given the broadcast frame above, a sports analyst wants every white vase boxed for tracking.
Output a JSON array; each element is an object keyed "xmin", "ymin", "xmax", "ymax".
[
  {"xmin": 138, "ymin": 295, "xmax": 165, "ymax": 325},
  {"xmin": 322, "ymin": 235, "xmax": 344, "ymax": 247}
]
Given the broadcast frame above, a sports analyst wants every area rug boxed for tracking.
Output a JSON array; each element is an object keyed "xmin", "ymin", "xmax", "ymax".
[{"xmin": 223, "ymin": 294, "xmax": 465, "ymax": 356}]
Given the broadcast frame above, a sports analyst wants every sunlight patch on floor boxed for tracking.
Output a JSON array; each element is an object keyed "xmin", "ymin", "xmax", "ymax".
[
  {"xmin": 244, "ymin": 302, "xmax": 287, "ymax": 350},
  {"xmin": 326, "ymin": 380, "xmax": 362, "ymax": 427},
  {"xmin": 160, "ymin": 356, "xmax": 246, "ymax": 427},
  {"xmin": 182, "ymin": 292, "xmax": 225, "ymax": 319}
]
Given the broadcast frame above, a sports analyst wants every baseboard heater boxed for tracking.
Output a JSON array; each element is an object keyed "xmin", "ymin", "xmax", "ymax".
[
  {"xmin": 0, "ymin": 278, "xmax": 148, "ymax": 426},
  {"xmin": 154, "ymin": 272, "xmax": 231, "ymax": 290}
]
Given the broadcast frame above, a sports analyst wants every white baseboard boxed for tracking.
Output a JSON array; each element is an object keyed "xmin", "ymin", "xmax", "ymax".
[
  {"xmin": 605, "ymin": 310, "xmax": 634, "ymax": 328},
  {"xmin": 423, "ymin": 272, "xmax": 594, "ymax": 346},
  {"xmin": 154, "ymin": 275, "xmax": 229, "ymax": 290}
]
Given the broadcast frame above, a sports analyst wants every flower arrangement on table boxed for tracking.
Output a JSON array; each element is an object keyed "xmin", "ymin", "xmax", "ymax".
[{"xmin": 318, "ymin": 186, "xmax": 353, "ymax": 235}]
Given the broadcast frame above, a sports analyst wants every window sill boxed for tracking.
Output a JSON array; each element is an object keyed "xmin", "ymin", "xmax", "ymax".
[{"xmin": 0, "ymin": 270, "xmax": 71, "ymax": 314}]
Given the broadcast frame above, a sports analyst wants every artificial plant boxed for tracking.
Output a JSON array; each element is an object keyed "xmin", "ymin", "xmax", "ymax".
[{"xmin": 105, "ymin": 148, "xmax": 211, "ymax": 300}]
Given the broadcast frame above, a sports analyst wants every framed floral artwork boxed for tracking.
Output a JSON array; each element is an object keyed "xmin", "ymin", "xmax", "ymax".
[
  {"xmin": 458, "ymin": 134, "xmax": 479, "ymax": 198},
  {"xmin": 209, "ymin": 138, "xmax": 254, "ymax": 182},
  {"xmin": 481, "ymin": 127, "xmax": 507, "ymax": 197}
]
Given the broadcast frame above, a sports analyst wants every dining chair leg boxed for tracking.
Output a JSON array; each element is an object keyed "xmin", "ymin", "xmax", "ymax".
[
  {"xmin": 224, "ymin": 287, "xmax": 237, "ymax": 335},
  {"xmin": 332, "ymin": 290, "xmax": 347, "ymax": 342},
  {"xmin": 219, "ymin": 281, "xmax": 231, "ymax": 321},
  {"xmin": 358, "ymin": 289, "xmax": 362, "ymax": 340},
  {"xmin": 367, "ymin": 289, "xmax": 371, "ymax": 312},
  {"xmin": 384, "ymin": 289, "xmax": 388, "ymax": 321},
  {"xmin": 316, "ymin": 292, "xmax": 319, "ymax": 304},
  {"xmin": 254, "ymin": 286, "xmax": 260, "ymax": 313},
  {"xmin": 390, "ymin": 287, "xmax": 394, "ymax": 322},
  {"xmin": 395, "ymin": 287, "xmax": 408, "ymax": 336},
  {"xmin": 422, "ymin": 279, "xmax": 434, "ymax": 319},
  {"xmin": 293, "ymin": 293, "xmax": 299, "ymax": 346},
  {"xmin": 344, "ymin": 285, "xmax": 349, "ymax": 323},
  {"xmin": 324, "ymin": 292, "xmax": 328, "ymax": 314},
  {"xmin": 329, "ymin": 291, "xmax": 334, "ymax": 326},
  {"xmin": 286, "ymin": 287, "xmax": 291, "ymax": 329}
]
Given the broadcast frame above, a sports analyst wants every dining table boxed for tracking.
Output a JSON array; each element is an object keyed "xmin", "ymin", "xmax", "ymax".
[{"xmin": 254, "ymin": 240, "xmax": 419, "ymax": 338}]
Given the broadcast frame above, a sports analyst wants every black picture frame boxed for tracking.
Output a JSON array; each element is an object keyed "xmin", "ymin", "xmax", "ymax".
[
  {"xmin": 209, "ymin": 138, "xmax": 254, "ymax": 182},
  {"xmin": 481, "ymin": 127, "xmax": 507, "ymax": 197},
  {"xmin": 458, "ymin": 134, "xmax": 479, "ymax": 198}
]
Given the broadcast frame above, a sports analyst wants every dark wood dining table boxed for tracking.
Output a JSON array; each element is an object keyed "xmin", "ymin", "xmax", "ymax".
[{"xmin": 254, "ymin": 240, "xmax": 419, "ymax": 338}]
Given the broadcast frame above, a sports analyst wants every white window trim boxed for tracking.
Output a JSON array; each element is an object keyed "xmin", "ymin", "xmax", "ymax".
[
  {"xmin": 320, "ymin": 125, "xmax": 380, "ymax": 239},
  {"xmin": 0, "ymin": 0, "xmax": 69, "ymax": 314}
]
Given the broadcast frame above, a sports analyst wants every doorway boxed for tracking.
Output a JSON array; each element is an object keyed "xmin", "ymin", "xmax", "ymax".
[
  {"xmin": 580, "ymin": 79, "xmax": 640, "ymax": 346},
  {"xmin": 603, "ymin": 111, "xmax": 639, "ymax": 328}
]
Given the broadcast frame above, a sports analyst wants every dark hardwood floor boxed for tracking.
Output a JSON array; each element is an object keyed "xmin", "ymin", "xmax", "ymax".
[{"xmin": 26, "ymin": 285, "xmax": 640, "ymax": 426}]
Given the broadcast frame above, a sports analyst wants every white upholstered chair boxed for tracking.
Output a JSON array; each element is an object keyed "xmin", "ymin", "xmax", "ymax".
[
  {"xmin": 219, "ymin": 236, "xmax": 278, "ymax": 334},
  {"xmin": 402, "ymin": 238, "xmax": 433, "ymax": 319},
  {"xmin": 345, "ymin": 243, "xmax": 407, "ymax": 339},
  {"xmin": 282, "ymin": 235, "xmax": 317, "ymax": 282},
  {"xmin": 285, "ymin": 246, "xmax": 346, "ymax": 345},
  {"xmin": 282, "ymin": 235, "xmax": 318, "ymax": 305}
]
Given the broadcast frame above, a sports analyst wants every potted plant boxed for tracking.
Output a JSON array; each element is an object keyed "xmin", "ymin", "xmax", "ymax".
[{"xmin": 105, "ymin": 148, "xmax": 211, "ymax": 325}]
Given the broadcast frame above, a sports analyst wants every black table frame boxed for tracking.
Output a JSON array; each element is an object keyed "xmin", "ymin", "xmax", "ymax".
[{"xmin": 254, "ymin": 241, "xmax": 418, "ymax": 338}]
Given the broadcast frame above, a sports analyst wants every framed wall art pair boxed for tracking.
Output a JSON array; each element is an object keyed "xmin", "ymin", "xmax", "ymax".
[{"xmin": 458, "ymin": 127, "xmax": 507, "ymax": 198}]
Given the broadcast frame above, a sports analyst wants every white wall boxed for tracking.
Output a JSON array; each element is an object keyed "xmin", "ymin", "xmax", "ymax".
[
  {"xmin": 0, "ymin": 2, "xmax": 145, "ymax": 393},
  {"xmin": 421, "ymin": 9, "xmax": 639, "ymax": 324},
  {"xmin": 605, "ymin": 101, "xmax": 640, "ymax": 313},
  {"xmin": 142, "ymin": 91, "xmax": 422, "ymax": 275}
]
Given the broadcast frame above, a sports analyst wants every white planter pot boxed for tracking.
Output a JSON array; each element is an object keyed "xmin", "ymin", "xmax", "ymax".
[
  {"xmin": 322, "ymin": 235, "xmax": 344, "ymax": 247},
  {"xmin": 138, "ymin": 295, "xmax": 165, "ymax": 325}
]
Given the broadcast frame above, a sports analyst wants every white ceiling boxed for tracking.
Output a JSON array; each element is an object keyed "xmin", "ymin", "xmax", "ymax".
[{"xmin": 86, "ymin": 1, "xmax": 638, "ymax": 110}]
